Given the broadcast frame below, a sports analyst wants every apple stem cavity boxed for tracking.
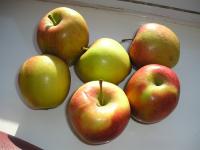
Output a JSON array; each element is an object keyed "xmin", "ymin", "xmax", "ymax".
[
  {"xmin": 154, "ymin": 79, "xmax": 164, "ymax": 86},
  {"xmin": 99, "ymin": 80, "xmax": 104, "ymax": 106},
  {"xmin": 153, "ymin": 75, "xmax": 165, "ymax": 86},
  {"xmin": 48, "ymin": 14, "xmax": 57, "ymax": 26}
]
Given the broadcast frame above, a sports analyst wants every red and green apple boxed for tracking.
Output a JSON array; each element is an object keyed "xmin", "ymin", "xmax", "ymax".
[
  {"xmin": 125, "ymin": 64, "xmax": 180, "ymax": 123},
  {"xmin": 129, "ymin": 23, "xmax": 180, "ymax": 68},
  {"xmin": 68, "ymin": 81, "xmax": 130, "ymax": 144},
  {"xmin": 37, "ymin": 7, "xmax": 89, "ymax": 65}
]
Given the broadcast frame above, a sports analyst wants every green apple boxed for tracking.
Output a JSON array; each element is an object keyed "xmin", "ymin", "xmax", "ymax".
[
  {"xmin": 75, "ymin": 38, "xmax": 131, "ymax": 84},
  {"xmin": 129, "ymin": 23, "xmax": 180, "ymax": 68},
  {"xmin": 125, "ymin": 64, "xmax": 180, "ymax": 123},
  {"xmin": 37, "ymin": 7, "xmax": 89, "ymax": 65},
  {"xmin": 18, "ymin": 55, "xmax": 71, "ymax": 109},
  {"xmin": 68, "ymin": 81, "xmax": 130, "ymax": 144}
]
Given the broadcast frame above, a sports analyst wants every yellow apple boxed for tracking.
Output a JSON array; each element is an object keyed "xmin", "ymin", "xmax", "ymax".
[
  {"xmin": 18, "ymin": 55, "xmax": 71, "ymax": 109},
  {"xmin": 75, "ymin": 38, "xmax": 131, "ymax": 84}
]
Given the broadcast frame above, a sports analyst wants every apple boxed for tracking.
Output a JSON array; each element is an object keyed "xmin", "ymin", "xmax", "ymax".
[
  {"xmin": 0, "ymin": 131, "xmax": 42, "ymax": 149},
  {"xmin": 129, "ymin": 23, "xmax": 180, "ymax": 68},
  {"xmin": 75, "ymin": 38, "xmax": 131, "ymax": 84},
  {"xmin": 37, "ymin": 7, "xmax": 89, "ymax": 65},
  {"xmin": 18, "ymin": 55, "xmax": 71, "ymax": 109},
  {"xmin": 125, "ymin": 64, "xmax": 180, "ymax": 123},
  {"xmin": 68, "ymin": 80, "xmax": 130, "ymax": 144}
]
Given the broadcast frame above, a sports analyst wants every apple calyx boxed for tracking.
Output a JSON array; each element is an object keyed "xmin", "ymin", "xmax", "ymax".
[
  {"xmin": 48, "ymin": 14, "xmax": 60, "ymax": 26},
  {"xmin": 98, "ymin": 80, "xmax": 105, "ymax": 106}
]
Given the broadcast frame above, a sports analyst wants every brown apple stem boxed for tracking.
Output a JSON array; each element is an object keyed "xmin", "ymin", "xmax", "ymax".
[
  {"xmin": 48, "ymin": 14, "xmax": 57, "ymax": 26},
  {"xmin": 121, "ymin": 38, "xmax": 133, "ymax": 43},
  {"xmin": 99, "ymin": 80, "xmax": 104, "ymax": 106},
  {"xmin": 82, "ymin": 47, "xmax": 89, "ymax": 51}
]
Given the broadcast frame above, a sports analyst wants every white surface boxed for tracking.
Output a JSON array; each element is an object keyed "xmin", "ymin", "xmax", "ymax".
[
  {"xmin": 130, "ymin": 0, "xmax": 200, "ymax": 12},
  {"xmin": 0, "ymin": 0, "xmax": 200, "ymax": 149},
  {"xmin": 47, "ymin": 0, "xmax": 200, "ymax": 27}
]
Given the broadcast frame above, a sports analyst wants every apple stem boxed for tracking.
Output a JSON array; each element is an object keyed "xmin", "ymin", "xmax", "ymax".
[
  {"xmin": 48, "ymin": 14, "xmax": 57, "ymax": 26},
  {"xmin": 82, "ymin": 47, "xmax": 89, "ymax": 51},
  {"xmin": 99, "ymin": 80, "xmax": 104, "ymax": 106},
  {"xmin": 121, "ymin": 38, "xmax": 133, "ymax": 43}
]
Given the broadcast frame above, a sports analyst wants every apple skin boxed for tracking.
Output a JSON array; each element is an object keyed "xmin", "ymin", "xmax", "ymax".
[
  {"xmin": 75, "ymin": 38, "xmax": 131, "ymax": 84},
  {"xmin": 37, "ymin": 7, "xmax": 89, "ymax": 65},
  {"xmin": 125, "ymin": 64, "xmax": 180, "ymax": 124},
  {"xmin": 18, "ymin": 55, "xmax": 71, "ymax": 109},
  {"xmin": 129, "ymin": 23, "xmax": 180, "ymax": 68},
  {"xmin": 68, "ymin": 81, "xmax": 130, "ymax": 144}
]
